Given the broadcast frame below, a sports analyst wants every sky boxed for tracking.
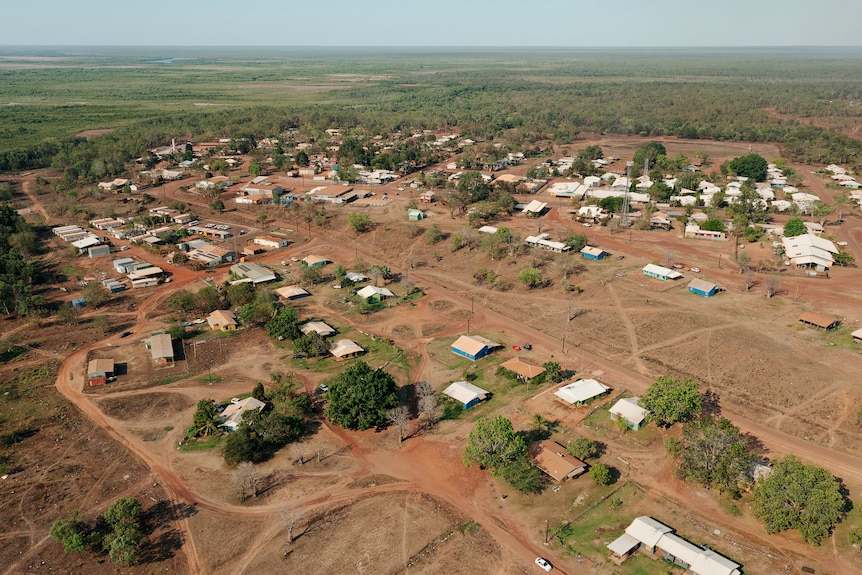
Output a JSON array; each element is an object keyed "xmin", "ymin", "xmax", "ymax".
[{"xmin": 3, "ymin": 0, "xmax": 861, "ymax": 47}]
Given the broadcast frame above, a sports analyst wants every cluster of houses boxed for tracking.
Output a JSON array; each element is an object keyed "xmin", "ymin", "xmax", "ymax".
[
  {"xmin": 113, "ymin": 257, "xmax": 165, "ymax": 288},
  {"xmin": 52, "ymin": 224, "xmax": 111, "ymax": 258}
]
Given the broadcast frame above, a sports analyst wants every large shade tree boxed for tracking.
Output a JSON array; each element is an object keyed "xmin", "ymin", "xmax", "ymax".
[
  {"xmin": 642, "ymin": 376, "xmax": 703, "ymax": 427},
  {"xmin": 324, "ymin": 361, "xmax": 399, "ymax": 430}
]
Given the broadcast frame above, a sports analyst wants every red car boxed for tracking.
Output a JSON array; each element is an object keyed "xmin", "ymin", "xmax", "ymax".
[{"xmin": 512, "ymin": 345, "xmax": 521, "ymax": 351}]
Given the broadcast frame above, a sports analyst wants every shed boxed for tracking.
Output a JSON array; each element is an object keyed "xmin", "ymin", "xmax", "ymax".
[
  {"xmin": 522, "ymin": 199, "xmax": 548, "ymax": 216},
  {"xmin": 499, "ymin": 357, "xmax": 546, "ymax": 382},
  {"xmin": 852, "ymin": 328, "xmax": 862, "ymax": 342},
  {"xmin": 529, "ymin": 440, "xmax": 587, "ymax": 481},
  {"xmin": 688, "ymin": 279, "xmax": 719, "ymax": 298},
  {"xmin": 407, "ymin": 208, "xmax": 425, "ymax": 221},
  {"xmin": 230, "ymin": 262, "xmax": 276, "ymax": 284},
  {"xmin": 88, "ymin": 245, "xmax": 111, "ymax": 258},
  {"xmin": 609, "ymin": 397, "xmax": 648, "ymax": 430},
  {"xmin": 147, "ymin": 333, "xmax": 174, "ymax": 365},
  {"xmin": 554, "ymin": 378, "xmax": 610, "ymax": 406},
  {"xmin": 71, "ymin": 298, "xmax": 86, "ymax": 308},
  {"xmin": 87, "ymin": 358, "xmax": 115, "ymax": 387},
  {"xmin": 451, "ymin": 334, "xmax": 501, "ymax": 361},
  {"xmin": 798, "ymin": 312, "xmax": 840, "ymax": 330},
  {"xmin": 442, "ymin": 381, "xmax": 490, "ymax": 409},
  {"xmin": 580, "ymin": 246, "xmax": 607, "ymax": 260}
]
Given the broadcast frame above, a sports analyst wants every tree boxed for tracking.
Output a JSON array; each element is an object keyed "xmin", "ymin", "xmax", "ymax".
[
  {"xmin": 729, "ymin": 153, "xmax": 768, "ymax": 181},
  {"xmin": 232, "ymin": 461, "xmax": 261, "ymax": 501},
  {"xmin": 589, "ymin": 463, "xmax": 613, "ymax": 485},
  {"xmin": 252, "ymin": 382, "xmax": 267, "ymax": 402},
  {"xmin": 416, "ymin": 381, "xmax": 440, "ymax": 430},
  {"xmin": 753, "ymin": 455, "xmax": 848, "ymax": 545},
  {"xmin": 103, "ymin": 497, "xmax": 143, "ymax": 565},
  {"xmin": 833, "ymin": 194, "xmax": 850, "ymax": 222},
  {"xmin": 424, "ymin": 223, "xmax": 445, "ymax": 244},
  {"xmin": 675, "ymin": 416, "xmax": 757, "ymax": 496},
  {"xmin": 50, "ymin": 511, "xmax": 90, "ymax": 554},
  {"xmin": 294, "ymin": 331, "xmax": 329, "ymax": 357},
  {"xmin": 226, "ymin": 282, "xmax": 255, "ymax": 307},
  {"xmin": 266, "ymin": 304, "xmax": 300, "ymax": 341},
  {"xmin": 518, "ymin": 267, "xmax": 550, "ymax": 289},
  {"xmin": 386, "ymin": 406, "xmax": 411, "ymax": 442},
  {"xmin": 295, "ymin": 150, "xmax": 310, "ymax": 167},
  {"xmin": 701, "ymin": 219, "xmax": 726, "ymax": 232},
  {"xmin": 783, "ymin": 217, "xmax": 806, "ymax": 237},
  {"xmin": 541, "ymin": 361, "xmax": 562, "ymax": 384},
  {"xmin": 598, "ymin": 196, "xmax": 624, "ymax": 213},
  {"xmin": 348, "ymin": 212, "xmax": 371, "ymax": 233},
  {"xmin": 81, "ymin": 282, "xmax": 109, "ymax": 308},
  {"xmin": 563, "ymin": 233, "xmax": 588, "ymax": 252},
  {"xmin": 496, "ymin": 455, "xmax": 545, "ymax": 494},
  {"xmin": 223, "ymin": 422, "xmax": 264, "ymax": 464},
  {"xmin": 324, "ymin": 361, "xmax": 399, "ymax": 430},
  {"xmin": 566, "ymin": 437, "xmax": 599, "ymax": 460},
  {"xmin": 463, "ymin": 415, "xmax": 527, "ymax": 470},
  {"xmin": 458, "ymin": 171, "xmax": 491, "ymax": 204},
  {"xmin": 210, "ymin": 199, "xmax": 225, "ymax": 212},
  {"xmin": 641, "ymin": 376, "xmax": 703, "ymax": 427},
  {"xmin": 192, "ymin": 399, "xmax": 219, "ymax": 437},
  {"xmin": 810, "ymin": 200, "xmax": 832, "ymax": 228},
  {"xmin": 765, "ymin": 276, "xmax": 781, "ymax": 298},
  {"xmin": 633, "ymin": 141, "xmax": 667, "ymax": 170},
  {"xmin": 834, "ymin": 251, "xmax": 855, "ymax": 266}
]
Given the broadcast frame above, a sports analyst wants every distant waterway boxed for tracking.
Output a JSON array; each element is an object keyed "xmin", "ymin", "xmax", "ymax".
[{"xmin": 145, "ymin": 57, "xmax": 196, "ymax": 64}]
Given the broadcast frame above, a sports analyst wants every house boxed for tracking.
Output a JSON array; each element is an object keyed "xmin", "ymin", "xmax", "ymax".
[
  {"xmin": 798, "ymin": 312, "xmax": 840, "ymax": 330},
  {"xmin": 188, "ymin": 244, "xmax": 235, "ymax": 267},
  {"xmin": 852, "ymin": 328, "xmax": 862, "ymax": 343},
  {"xmin": 329, "ymin": 339, "xmax": 364, "ymax": 360},
  {"xmin": 71, "ymin": 297, "xmax": 86, "ymax": 308},
  {"xmin": 408, "ymin": 208, "xmax": 425, "ymax": 221},
  {"xmin": 521, "ymin": 199, "xmax": 548, "ymax": 216},
  {"xmin": 554, "ymin": 378, "xmax": 611, "ymax": 406},
  {"xmin": 525, "ymin": 233, "xmax": 569, "ymax": 253},
  {"xmin": 548, "ymin": 182, "xmax": 588, "ymax": 198},
  {"xmin": 102, "ymin": 279, "xmax": 126, "ymax": 293},
  {"xmin": 231, "ymin": 262, "xmax": 276, "ymax": 284},
  {"xmin": 218, "ymin": 397, "xmax": 266, "ymax": 431},
  {"xmin": 301, "ymin": 255, "xmax": 330, "ymax": 268},
  {"xmin": 499, "ymin": 357, "xmax": 546, "ymax": 382},
  {"xmin": 195, "ymin": 176, "xmax": 232, "ymax": 191},
  {"xmin": 97, "ymin": 178, "xmax": 131, "ymax": 191},
  {"xmin": 478, "ymin": 225, "xmax": 498, "ymax": 234},
  {"xmin": 642, "ymin": 264, "xmax": 683, "ymax": 281},
  {"xmin": 88, "ymin": 245, "xmax": 111, "ymax": 258},
  {"xmin": 688, "ymin": 279, "xmax": 720, "ymax": 298},
  {"xmin": 300, "ymin": 321, "xmax": 335, "ymax": 337},
  {"xmin": 609, "ymin": 397, "xmax": 648, "ymax": 430},
  {"xmin": 607, "ymin": 516, "xmax": 741, "ymax": 575},
  {"xmin": 187, "ymin": 225, "xmax": 233, "ymax": 240},
  {"xmin": 207, "ymin": 309, "xmax": 237, "ymax": 331},
  {"xmin": 418, "ymin": 191, "xmax": 436, "ymax": 203},
  {"xmin": 345, "ymin": 272, "xmax": 368, "ymax": 283},
  {"xmin": 451, "ymin": 334, "xmax": 501, "ymax": 361},
  {"xmin": 442, "ymin": 381, "xmax": 490, "ymax": 409},
  {"xmin": 72, "ymin": 235, "xmax": 102, "ymax": 251},
  {"xmin": 578, "ymin": 205, "xmax": 606, "ymax": 221},
  {"xmin": 147, "ymin": 333, "xmax": 174, "ymax": 365},
  {"xmin": 87, "ymin": 358, "xmax": 115, "ymax": 387},
  {"xmin": 529, "ymin": 440, "xmax": 588, "ymax": 481},
  {"xmin": 782, "ymin": 234, "xmax": 837, "ymax": 271},
  {"xmin": 684, "ymin": 223, "xmax": 727, "ymax": 241},
  {"xmin": 253, "ymin": 235, "xmax": 290, "ymax": 250},
  {"xmin": 276, "ymin": 285, "xmax": 310, "ymax": 300},
  {"xmin": 356, "ymin": 285, "xmax": 395, "ymax": 302},
  {"xmin": 127, "ymin": 266, "xmax": 165, "ymax": 282},
  {"xmin": 580, "ymin": 246, "xmax": 607, "ymax": 260}
]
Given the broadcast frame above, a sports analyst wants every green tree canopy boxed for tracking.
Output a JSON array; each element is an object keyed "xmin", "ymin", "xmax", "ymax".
[
  {"xmin": 348, "ymin": 212, "xmax": 372, "ymax": 233},
  {"xmin": 222, "ymin": 422, "xmax": 264, "ymax": 464},
  {"xmin": 701, "ymin": 219, "xmax": 726, "ymax": 232},
  {"xmin": 266, "ymin": 304, "xmax": 300, "ymax": 341},
  {"xmin": 728, "ymin": 153, "xmax": 768, "ymax": 181},
  {"xmin": 676, "ymin": 416, "xmax": 757, "ymax": 496},
  {"xmin": 753, "ymin": 455, "xmax": 848, "ymax": 545},
  {"xmin": 642, "ymin": 376, "xmax": 703, "ymax": 427},
  {"xmin": 463, "ymin": 415, "xmax": 527, "ymax": 470},
  {"xmin": 783, "ymin": 217, "xmax": 806, "ymax": 237},
  {"xmin": 191, "ymin": 399, "xmax": 219, "ymax": 437},
  {"xmin": 598, "ymin": 196, "xmax": 624, "ymax": 213},
  {"xmin": 633, "ymin": 141, "xmax": 667, "ymax": 170},
  {"xmin": 324, "ymin": 361, "xmax": 399, "ymax": 430},
  {"xmin": 567, "ymin": 437, "xmax": 599, "ymax": 460},
  {"xmin": 564, "ymin": 233, "xmax": 588, "ymax": 251},
  {"xmin": 589, "ymin": 462, "xmax": 613, "ymax": 485},
  {"xmin": 518, "ymin": 267, "xmax": 550, "ymax": 289}
]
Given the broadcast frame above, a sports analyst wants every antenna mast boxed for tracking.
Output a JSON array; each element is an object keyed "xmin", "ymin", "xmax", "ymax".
[{"xmin": 622, "ymin": 161, "xmax": 634, "ymax": 227}]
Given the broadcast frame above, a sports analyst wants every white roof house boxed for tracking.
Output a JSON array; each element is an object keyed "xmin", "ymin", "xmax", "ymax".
[
  {"xmin": 521, "ymin": 199, "xmax": 548, "ymax": 215},
  {"xmin": 609, "ymin": 397, "xmax": 648, "ymax": 428},
  {"xmin": 643, "ymin": 263, "xmax": 683, "ymax": 280},
  {"xmin": 300, "ymin": 321, "xmax": 335, "ymax": 337},
  {"xmin": 345, "ymin": 272, "xmax": 367, "ymax": 283},
  {"xmin": 442, "ymin": 381, "xmax": 490, "ymax": 408},
  {"xmin": 329, "ymin": 339, "xmax": 364, "ymax": 359},
  {"xmin": 276, "ymin": 285, "xmax": 310, "ymax": 300},
  {"xmin": 554, "ymin": 379, "xmax": 611, "ymax": 405},
  {"xmin": 219, "ymin": 397, "xmax": 266, "ymax": 431},
  {"xmin": 356, "ymin": 285, "xmax": 395, "ymax": 300},
  {"xmin": 782, "ymin": 234, "xmax": 837, "ymax": 270}
]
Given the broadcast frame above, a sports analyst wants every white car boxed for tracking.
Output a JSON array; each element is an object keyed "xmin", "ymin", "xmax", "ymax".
[
  {"xmin": 582, "ymin": 222, "xmax": 592, "ymax": 227},
  {"xmin": 837, "ymin": 241, "xmax": 848, "ymax": 246},
  {"xmin": 690, "ymin": 267, "xmax": 701, "ymax": 273},
  {"xmin": 535, "ymin": 557, "xmax": 553, "ymax": 572}
]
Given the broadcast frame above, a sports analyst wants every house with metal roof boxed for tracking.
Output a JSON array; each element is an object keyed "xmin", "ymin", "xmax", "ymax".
[
  {"xmin": 607, "ymin": 516, "xmax": 741, "ymax": 575},
  {"xmin": 782, "ymin": 234, "xmax": 837, "ymax": 271},
  {"xmin": 529, "ymin": 440, "xmax": 587, "ymax": 481},
  {"xmin": 688, "ymin": 279, "xmax": 720, "ymax": 298},
  {"xmin": 276, "ymin": 285, "xmax": 310, "ymax": 300},
  {"xmin": 643, "ymin": 263, "xmax": 683, "ymax": 281},
  {"xmin": 580, "ymin": 246, "xmax": 607, "ymax": 260},
  {"xmin": 301, "ymin": 255, "xmax": 330, "ymax": 268},
  {"xmin": 207, "ymin": 309, "xmax": 237, "ymax": 331},
  {"xmin": 554, "ymin": 378, "xmax": 611, "ymax": 406},
  {"xmin": 147, "ymin": 333, "xmax": 174, "ymax": 365},
  {"xmin": 442, "ymin": 381, "xmax": 490, "ymax": 409},
  {"xmin": 609, "ymin": 397, "xmax": 648, "ymax": 430},
  {"xmin": 798, "ymin": 312, "xmax": 840, "ymax": 330},
  {"xmin": 356, "ymin": 285, "xmax": 395, "ymax": 302},
  {"xmin": 300, "ymin": 321, "xmax": 335, "ymax": 337},
  {"xmin": 329, "ymin": 339, "xmax": 364, "ymax": 360},
  {"xmin": 87, "ymin": 358, "xmax": 115, "ymax": 387},
  {"xmin": 231, "ymin": 262, "xmax": 276, "ymax": 284},
  {"xmin": 451, "ymin": 335, "xmax": 501, "ymax": 361},
  {"xmin": 218, "ymin": 397, "xmax": 266, "ymax": 431},
  {"xmin": 499, "ymin": 357, "xmax": 546, "ymax": 382}
]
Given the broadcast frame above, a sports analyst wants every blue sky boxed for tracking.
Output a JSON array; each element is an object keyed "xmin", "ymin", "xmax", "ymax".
[{"xmin": 4, "ymin": 0, "xmax": 860, "ymax": 47}]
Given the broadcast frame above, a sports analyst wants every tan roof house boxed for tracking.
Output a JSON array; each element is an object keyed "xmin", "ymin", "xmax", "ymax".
[
  {"xmin": 529, "ymin": 440, "xmax": 587, "ymax": 482},
  {"xmin": 207, "ymin": 309, "xmax": 237, "ymax": 331}
]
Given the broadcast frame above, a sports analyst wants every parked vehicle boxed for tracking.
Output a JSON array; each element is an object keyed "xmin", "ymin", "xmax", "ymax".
[
  {"xmin": 512, "ymin": 345, "xmax": 521, "ymax": 351},
  {"xmin": 523, "ymin": 343, "xmax": 532, "ymax": 350},
  {"xmin": 119, "ymin": 331, "xmax": 132, "ymax": 338},
  {"xmin": 535, "ymin": 557, "xmax": 553, "ymax": 572}
]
